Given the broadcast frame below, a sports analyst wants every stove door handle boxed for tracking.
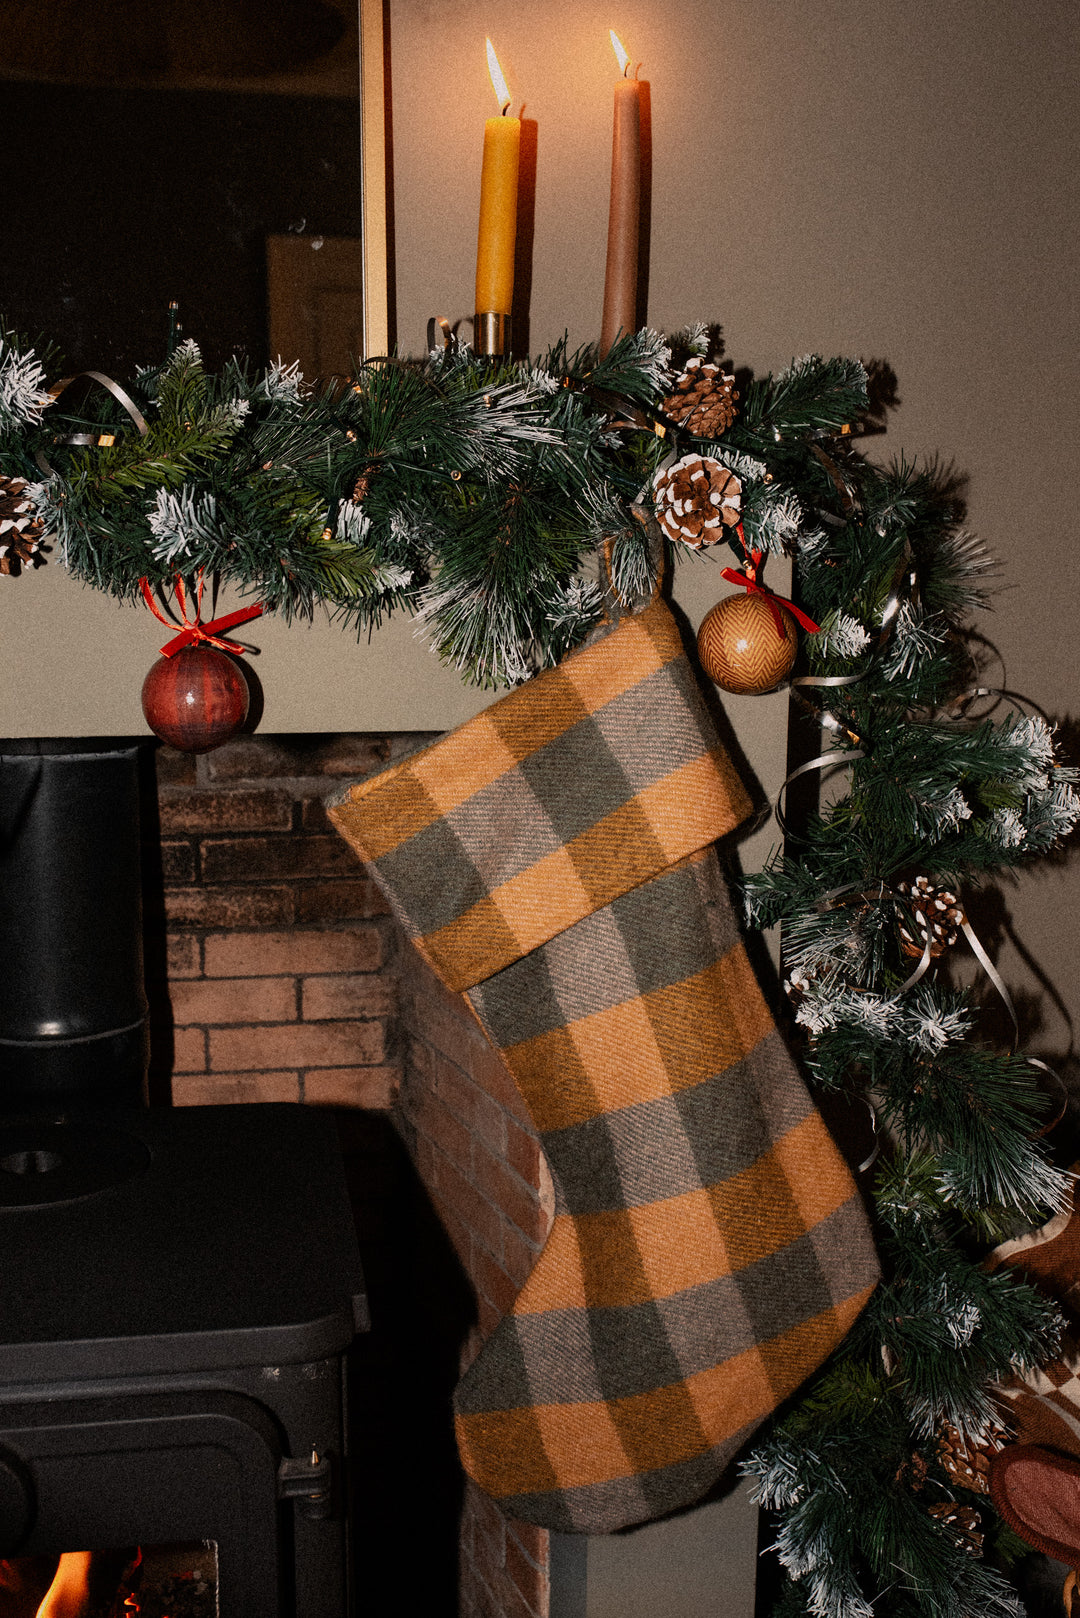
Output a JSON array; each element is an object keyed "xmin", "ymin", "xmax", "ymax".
[{"xmin": 277, "ymin": 1450, "xmax": 334, "ymax": 1520}]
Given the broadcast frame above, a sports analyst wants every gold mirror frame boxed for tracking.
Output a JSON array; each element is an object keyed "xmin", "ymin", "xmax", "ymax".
[{"xmin": 359, "ymin": 0, "xmax": 390, "ymax": 359}]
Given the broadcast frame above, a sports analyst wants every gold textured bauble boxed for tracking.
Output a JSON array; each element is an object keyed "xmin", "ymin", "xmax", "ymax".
[{"xmin": 697, "ymin": 592, "xmax": 798, "ymax": 694}]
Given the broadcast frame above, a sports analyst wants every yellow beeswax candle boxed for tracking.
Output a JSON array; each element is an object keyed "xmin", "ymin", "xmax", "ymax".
[{"xmin": 475, "ymin": 40, "xmax": 520, "ymax": 352}]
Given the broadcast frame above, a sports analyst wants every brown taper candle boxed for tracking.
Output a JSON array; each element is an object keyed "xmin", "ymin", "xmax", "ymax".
[{"xmin": 600, "ymin": 55, "xmax": 641, "ymax": 356}]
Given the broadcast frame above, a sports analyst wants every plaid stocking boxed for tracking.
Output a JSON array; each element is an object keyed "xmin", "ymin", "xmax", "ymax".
[{"xmin": 330, "ymin": 594, "xmax": 878, "ymax": 1532}]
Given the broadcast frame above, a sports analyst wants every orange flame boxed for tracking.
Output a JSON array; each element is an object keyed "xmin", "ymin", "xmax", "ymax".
[
  {"xmin": 34, "ymin": 1552, "xmax": 94, "ymax": 1618},
  {"xmin": 609, "ymin": 30, "xmax": 631, "ymax": 76},
  {"xmin": 485, "ymin": 39, "xmax": 511, "ymax": 112}
]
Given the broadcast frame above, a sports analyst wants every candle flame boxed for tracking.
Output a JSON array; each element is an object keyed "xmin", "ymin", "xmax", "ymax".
[
  {"xmin": 609, "ymin": 30, "xmax": 631, "ymax": 76},
  {"xmin": 485, "ymin": 38, "xmax": 511, "ymax": 112}
]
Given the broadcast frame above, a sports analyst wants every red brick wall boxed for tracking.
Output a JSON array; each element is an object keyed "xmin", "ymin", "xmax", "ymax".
[
  {"xmin": 150, "ymin": 730, "xmax": 554, "ymax": 1618},
  {"xmin": 151, "ymin": 732, "xmax": 427, "ymax": 1110},
  {"xmin": 397, "ymin": 946, "xmax": 554, "ymax": 1618}
]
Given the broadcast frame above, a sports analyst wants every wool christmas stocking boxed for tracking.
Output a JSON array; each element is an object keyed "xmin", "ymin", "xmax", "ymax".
[{"xmin": 330, "ymin": 592, "xmax": 879, "ymax": 1532}]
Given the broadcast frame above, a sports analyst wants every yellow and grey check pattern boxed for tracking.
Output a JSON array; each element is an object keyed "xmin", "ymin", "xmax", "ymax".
[
  {"xmin": 333, "ymin": 595, "xmax": 751, "ymax": 990},
  {"xmin": 330, "ymin": 594, "xmax": 878, "ymax": 1532}
]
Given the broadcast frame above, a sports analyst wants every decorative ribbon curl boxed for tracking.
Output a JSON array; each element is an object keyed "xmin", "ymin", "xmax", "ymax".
[
  {"xmin": 35, "ymin": 370, "xmax": 151, "ymax": 479},
  {"xmin": 720, "ymin": 530, "xmax": 821, "ymax": 641},
  {"xmin": 139, "ymin": 570, "xmax": 264, "ymax": 658}
]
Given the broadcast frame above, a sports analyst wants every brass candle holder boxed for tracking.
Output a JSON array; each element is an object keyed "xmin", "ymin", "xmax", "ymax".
[{"xmin": 474, "ymin": 311, "xmax": 511, "ymax": 358}]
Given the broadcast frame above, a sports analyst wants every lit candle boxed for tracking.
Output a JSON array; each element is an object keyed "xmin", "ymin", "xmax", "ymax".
[
  {"xmin": 600, "ymin": 30, "xmax": 642, "ymax": 356},
  {"xmin": 475, "ymin": 39, "xmax": 521, "ymax": 357}
]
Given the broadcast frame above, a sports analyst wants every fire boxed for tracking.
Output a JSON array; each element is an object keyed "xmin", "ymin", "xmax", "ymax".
[
  {"xmin": 485, "ymin": 38, "xmax": 511, "ymax": 113},
  {"xmin": 33, "ymin": 1552, "xmax": 94, "ymax": 1618},
  {"xmin": 0, "ymin": 1546, "xmax": 148, "ymax": 1618},
  {"xmin": 609, "ymin": 29, "xmax": 631, "ymax": 76}
]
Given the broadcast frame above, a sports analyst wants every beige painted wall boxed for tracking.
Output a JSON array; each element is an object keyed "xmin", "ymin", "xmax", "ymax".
[{"xmin": 3, "ymin": 0, "xmax": 1077, "ymax": 1050}]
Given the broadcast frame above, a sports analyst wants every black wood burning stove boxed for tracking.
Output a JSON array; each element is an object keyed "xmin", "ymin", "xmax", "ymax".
[
  {"xmin": 0, "ymin": 746, "xmax": 365, "ymax": 1617},
  {"xmin": 0, "ymin": 1103, "xmax": 365, "ymax": 1617}
]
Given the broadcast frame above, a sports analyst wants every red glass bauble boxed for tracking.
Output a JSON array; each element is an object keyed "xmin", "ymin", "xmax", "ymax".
[
  {"xmin": 141, "ymin": 644, "xmax": 249, "ymax": 752},
  {"xmin": 697, "ymin": 592, "xmax": 799, "ymax": 694}
]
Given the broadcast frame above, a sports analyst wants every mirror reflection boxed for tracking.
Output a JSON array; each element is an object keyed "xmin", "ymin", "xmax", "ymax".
[{"xmin": 1, "ymin": 0, "xmax": 363, "ymax": 379}]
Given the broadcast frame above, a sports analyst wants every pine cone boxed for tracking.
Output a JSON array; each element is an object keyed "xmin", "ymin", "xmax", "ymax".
[
  {"xmin": 351, "ymin": 452, "xmax": 384, "ymax": 507},
  {"xmin": 652, "ymin": 454, "xmax": 741, "ymax": 549},
  {"xmin": 0, "ymin": 474, "xmax": 46, "ymax": 575},
  {"xmin": 927, "ymin": 1501, "xmax": 984, "ymax": 1556},
  {"xmin": 898, "ymin": 875, "xmax": 965, "ymax": 959},
  {"xmin": 936, "ymin": 1421, "xmax": 1005, "ymax": 1495},
  {"xmin": 661, "ymin": 359, "xmax": 739, "ymax": 438},
  {"xmin": 901, "ymin": 1450, "xmax": 930, "ymax": 1491}
]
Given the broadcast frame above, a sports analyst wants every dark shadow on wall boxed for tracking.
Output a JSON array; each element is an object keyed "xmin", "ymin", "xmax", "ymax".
[
  {"xmin": 137, "ymin": 740, "xmax": 176, "ymax": 1109},
  {"xmin": 510, "ymin": 117, "xmax": 538, "ymax": 361},
  {"xmin": 337, "ymin": 1108, "xmax": 476, "ymax": 1618}
]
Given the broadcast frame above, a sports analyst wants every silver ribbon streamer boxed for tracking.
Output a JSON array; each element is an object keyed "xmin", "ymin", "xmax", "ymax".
[
  {"xmin": 775, "ymin": 747, "xmax": 865, "ymax": 838},
  {"xmin": 893, "ymin": 910, "xmax": 1019, "ymax": 1046},
  {"xmin": 857, "ymin": 1101, "xmax": 881, "ymax": 1175},
  {"xmin": 960, "ymin": 917, "xmax": 1019, "ymax": 1049},
  {"xmin": 896, "ymin": 934, "xmax": 933, "ymax": 995},
  {"xmin": 36, "ymin": 370, "xmax": 150, "ymax": 478}
]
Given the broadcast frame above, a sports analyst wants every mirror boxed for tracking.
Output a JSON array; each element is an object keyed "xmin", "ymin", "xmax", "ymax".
[{"xmin": 0, "ymin": 0, "xmax": 381, "ymax": 378}]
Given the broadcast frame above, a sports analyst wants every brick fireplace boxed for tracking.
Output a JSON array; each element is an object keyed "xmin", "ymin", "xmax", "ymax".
[{"xmin": 148, "ymin": 731, "xmax": 555, "ymax": 1618}]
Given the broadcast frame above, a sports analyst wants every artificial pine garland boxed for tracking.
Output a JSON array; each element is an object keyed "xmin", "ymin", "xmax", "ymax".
[
  {"xmin": 0, "ymin": 324, "xmax": 859, "ymax": 684},
  {"xmin": 3, "ymin": 317, "xmax": 1079, "ymax": 1614}
]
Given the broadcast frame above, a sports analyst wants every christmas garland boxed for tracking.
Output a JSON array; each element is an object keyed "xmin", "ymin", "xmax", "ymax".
[
  {"xmin": 0, "ymin": 324, "xmax": 864, "ymax": 684},
  {"xmin": 4, "ymin": 318, "xmax": 1080, "ymax": 1615}
]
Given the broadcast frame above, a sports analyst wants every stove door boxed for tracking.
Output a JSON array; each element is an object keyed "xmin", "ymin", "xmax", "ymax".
[{"xmin": 0, "ymin": 1389, "xmax": 285, "ymax": 1616}]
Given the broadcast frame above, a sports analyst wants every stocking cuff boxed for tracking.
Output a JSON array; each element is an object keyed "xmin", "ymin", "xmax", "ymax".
[{"xmin": 330, "ymin": 595, "xmax": 752, "ymax": 990}]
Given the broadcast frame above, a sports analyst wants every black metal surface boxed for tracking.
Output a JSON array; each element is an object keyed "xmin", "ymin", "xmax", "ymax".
[
  {"xmin": 0, "ymin": 1104, "xmax": 366, "ymax": 1383},
  {"xmin": 0, "ymin": 745, "xmax": 149, "ymax": 1105},
  {"xmin": 0, "ymin": 1446, "xmax": 33, "ymax": 1556},
  {"xmin": 0, "ymin": 1391, "xmax": 284, "ymax": 1612},
  {"xmin": 0, "ymin": 1121, "xmax": 152, "ymax": 1209}
]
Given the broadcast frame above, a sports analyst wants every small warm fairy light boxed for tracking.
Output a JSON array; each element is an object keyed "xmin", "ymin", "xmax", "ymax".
[
  {"xmin": 486, "ymin": 37, "xmax": 511, "ymax": 112},
  {"xmin": 609, "ymin": 29, "xmax": 631, "ymax": 77}
]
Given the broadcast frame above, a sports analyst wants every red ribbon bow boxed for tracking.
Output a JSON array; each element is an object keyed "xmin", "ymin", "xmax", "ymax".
[
  {"xmin": 720, "ymin": 532, "xmax": 820, "ymax": 641},
  {"xmin": 139, "ymin": 570, "xmax": 264, "ymax": 658}
]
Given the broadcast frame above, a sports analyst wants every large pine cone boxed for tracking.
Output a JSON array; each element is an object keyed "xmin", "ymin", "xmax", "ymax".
[
  {"xmin": 661, "ymin": 359, "xmax": 739, "ymax": 438},
  {"xmin": 652, "ymin": 453, "xmax": 741, "ymax": 549},
  {"xmin": 936, "ymin": 1421, "xmax": 1004, "ymax": 1496},
  {"xmin": 0, "ymin": 475, "xmax": 46, "ymax": 574}
]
